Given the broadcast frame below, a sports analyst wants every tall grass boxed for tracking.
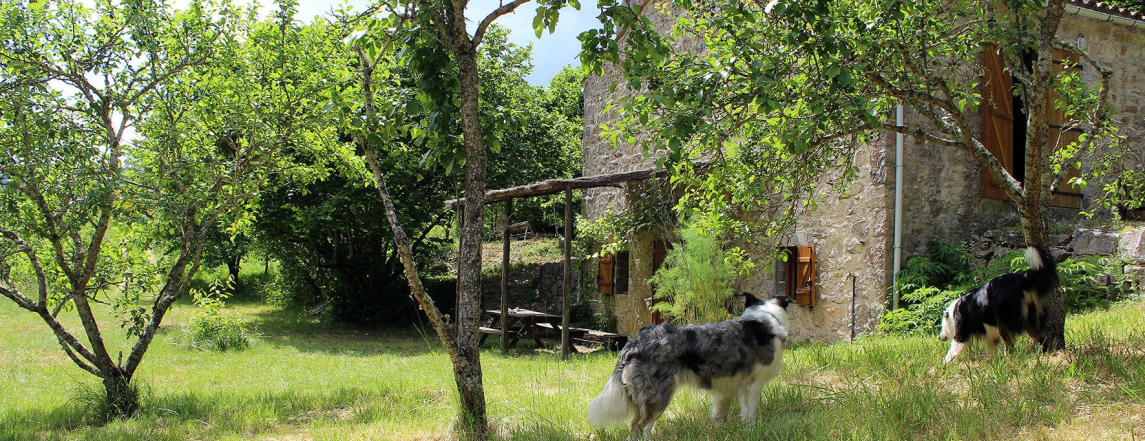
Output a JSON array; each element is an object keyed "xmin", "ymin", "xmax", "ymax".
[{"xmin": 2, "ymin": 297, "xmax": 1143, "ymax": 440}]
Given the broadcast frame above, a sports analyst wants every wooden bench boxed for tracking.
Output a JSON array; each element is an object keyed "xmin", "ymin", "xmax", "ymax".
[
  {"xmin": 582, "ymin": 330, "xmax": 627, "ymax": 351},
  {"xmin": 537, "ymin": 323, "xmax": 627, "ymax": 351}
]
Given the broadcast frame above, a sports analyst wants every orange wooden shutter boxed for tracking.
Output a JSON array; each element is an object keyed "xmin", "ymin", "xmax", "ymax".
[
  {"xmin": 983, "ymin": 45, "xmax": 1015, "ymax": 200},
  {"xmin": 1048, "ymin": 49, "xmax": 1083, "ymax": 208},
  {"xmin": 788, "ymin": 246, "xmax": 817, "ymax": 307},
  {"xmin": 597, "ymin": 253, "xmax": 614, "ymax": 295}
]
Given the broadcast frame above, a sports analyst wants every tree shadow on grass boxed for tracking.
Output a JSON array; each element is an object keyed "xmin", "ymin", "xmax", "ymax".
[
  {"xmin": 241, "ymin": 306, "xmax": 440, "ymax": 357},
  {"xmin": 0, "ymin": 386, "xmax": 429, "ymax": 441}
]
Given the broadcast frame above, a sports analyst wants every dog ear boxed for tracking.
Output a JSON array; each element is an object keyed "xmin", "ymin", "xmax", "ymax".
[
  {"xmin": 741, "ymin": 292, "xmax": 762, "ymax": 308},
  {"xmin": 774, "ymin": 295, "xmax": 793, "ymax": 309}
]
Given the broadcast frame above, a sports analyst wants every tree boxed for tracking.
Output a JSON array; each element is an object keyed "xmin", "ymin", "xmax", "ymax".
[
  {"xmin": 0, "ymin": 0, "xmax": 337, "ymax": 417},
  {"xmin": 331, "ymin": 0, "xmax": 582, "ymax": 437},
  {"xmin": 582, "ymin": 0, "xmax": 1123, "ymax": 351},
  {"xmin": 0, "ymin": 0, "xmax": 226, "ymax": 416}
]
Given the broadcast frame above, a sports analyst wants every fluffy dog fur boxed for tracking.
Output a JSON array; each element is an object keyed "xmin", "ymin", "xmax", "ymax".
[
  {"xmin": 587, "ymin": 296, "xmax": 793, "ymax": 440},
  {"xmin": 938, "ymin": 246, "xmax": 1058, "ymax": 363}
]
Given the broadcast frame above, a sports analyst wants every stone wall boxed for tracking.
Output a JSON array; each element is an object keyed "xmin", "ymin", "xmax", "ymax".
[
  {"xmin": 739, "ymin": 133, "xmax": 895, "ymax": 342},
  {"xmin": 1118, "ymin": 226, "xmax": 1145, "ymax": 290},
  {"xmin": 896, "ymin": 14, "xmax": 1145, "ymax": 256},
  {"xmin": 967, "ymin": 226, "xmax": 1145, "ymax": 295}
]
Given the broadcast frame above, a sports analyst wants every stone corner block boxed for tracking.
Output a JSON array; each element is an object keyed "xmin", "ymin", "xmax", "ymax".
[{"xmin": 1072, "ymin": 229, "xmax": 1119, "ymax": 256}]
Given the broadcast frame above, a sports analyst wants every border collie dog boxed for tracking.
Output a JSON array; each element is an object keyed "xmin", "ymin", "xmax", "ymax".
[
  {"xmin": 938, "ymin": 246, "xmax": 1058, "ymax": 363},
  {"xmin": 588, "ymin": 296, "xmax": 792, "ymax": 440}
]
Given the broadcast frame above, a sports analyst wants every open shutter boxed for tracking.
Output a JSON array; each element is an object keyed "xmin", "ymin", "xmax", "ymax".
[
  {"xmin": 788, "ymin": 246, "xmax": 817, "ymax": 307},
  {"xmin": 1048, "ymin": 49, "xmax": 1083, "ymax": 208},
  {"xmin": 597, "ymin": 253, "xmax": 614, "ymax": 295},
  {"xmin": 983, "ymin": 45, "xmax": 1015, "ymax": 200}
]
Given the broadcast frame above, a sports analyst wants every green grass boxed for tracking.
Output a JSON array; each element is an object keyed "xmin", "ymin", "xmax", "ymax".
[{"xmin": 2, "ymin": 297, "xmax": 1144, "ymax": 440}]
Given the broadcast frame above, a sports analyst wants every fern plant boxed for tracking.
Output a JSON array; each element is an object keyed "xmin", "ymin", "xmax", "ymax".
[{"xmin": 648, "ymin": 225, "xmax": 739, "ymax": 324}]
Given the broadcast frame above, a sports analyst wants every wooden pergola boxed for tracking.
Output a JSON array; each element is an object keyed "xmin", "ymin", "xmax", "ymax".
[{"xmin": 445, "ymin": 166, "xmax": 674, "ymax": 359}]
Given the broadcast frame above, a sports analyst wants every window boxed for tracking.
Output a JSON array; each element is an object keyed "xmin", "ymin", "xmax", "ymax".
[
  {"xmin": 778, "ymin": 246, "xmax": 817, "ymax": 307},
  {"xmin": 615, "ymin": 251, "xmax": 630, "ymax": 294},
  {"xmin": 596, "ymin": 251, "xmax": 630, "ymax": 295},
  {"xmin": 982, "ymin": 45, "xmax": 1082, "ymax": 208}
]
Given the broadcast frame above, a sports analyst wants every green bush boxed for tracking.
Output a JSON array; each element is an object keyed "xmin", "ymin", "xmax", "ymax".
[
  {"xmin": 879, "ymin": 241, "xmax": 1127, "ymax": 335},
  {"xmin": 648, "ymin": 225, "xmax": 739, "ymax": 324},
  {"xmin": 187, "ymin": 278, "xmax": 251, "ymax": 351},
  {"xmin": 1058, "ymin": 256, "xmax": 1124, "ymax": 311}
]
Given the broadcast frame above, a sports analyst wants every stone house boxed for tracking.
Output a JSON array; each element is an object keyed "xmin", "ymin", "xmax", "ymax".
[{"xmin": 581, "ymin": 1, "xmax": 1145, "ymax": 341}]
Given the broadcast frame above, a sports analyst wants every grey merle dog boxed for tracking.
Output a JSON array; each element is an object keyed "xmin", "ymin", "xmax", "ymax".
[
  {"xmin": 938, "ymin": 246, "xmax": 1059, "ymax": 363},
  {"xmin": 588, "ymin": 296, "xmax": 792, "ymax": 440}
]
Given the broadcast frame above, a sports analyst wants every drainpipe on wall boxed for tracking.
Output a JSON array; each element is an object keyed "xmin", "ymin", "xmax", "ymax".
[
  {"xmin": 1065, "ymin": 4, "xmax": 1145, "ymax": 29},
  {"xmin": 891, "ymin": 104, "xmax": 905, "ymax": 310}
]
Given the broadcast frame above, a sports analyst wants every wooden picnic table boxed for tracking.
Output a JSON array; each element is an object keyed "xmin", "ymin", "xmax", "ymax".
[{"xmin": 478, "ymin": 308, "xmax": 561, "ymax": 349}]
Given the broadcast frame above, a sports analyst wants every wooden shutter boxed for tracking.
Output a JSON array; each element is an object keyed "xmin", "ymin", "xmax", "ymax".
[
  {"xmin": 787, "ymin": 246, "xmax": 817, "ymax": 307},
  {"xmin": 1048, "ymin": 49, "xmax": 1083, "ymax": 209},
  {"xmin": 597, "ymin": 253, "xmax": 614, "ymax": 295},
  {"xmin": 983, "ymin": 45, "xmax": 1015, "ymax": 200}
]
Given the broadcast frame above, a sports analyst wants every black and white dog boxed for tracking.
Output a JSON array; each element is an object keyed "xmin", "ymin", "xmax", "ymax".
[
  {"xmin": 588, "ymin": 296, "xmax": 792, "ymax": 440},
  {"xmin": 938, "ymin": 246, "xmax": 1058, "ymax": 363}
]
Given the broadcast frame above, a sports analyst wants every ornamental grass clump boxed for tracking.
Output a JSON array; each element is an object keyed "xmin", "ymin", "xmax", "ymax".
[{"xmin": 649, "ymin": 226, "xmax": 739, "ymax": 324}]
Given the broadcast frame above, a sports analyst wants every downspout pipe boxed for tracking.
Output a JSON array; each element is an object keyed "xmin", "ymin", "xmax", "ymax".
[
  {"xmin": 891, "ymin": 104, "xmax": 904, "ymax": 310},
  {"xmin": 1065, "ymin": 4, "xmax": 1145, "ymax": 29}
]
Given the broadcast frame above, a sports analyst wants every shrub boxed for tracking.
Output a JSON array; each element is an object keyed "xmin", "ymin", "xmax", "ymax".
[
  {"xmin": 1058, "ymin": 256, "xmax": 1124, "ymax": 311},
  {"xmin": 879, "ymin": 241, "xmax": 1127, "ymax": 335},
  {"xmin": 187, "ymin": 278, "xmax": 252, "ymax": 351},
  {"xmin": 649, "ymin": 225, "xmax": 739, "ymax": 324}
]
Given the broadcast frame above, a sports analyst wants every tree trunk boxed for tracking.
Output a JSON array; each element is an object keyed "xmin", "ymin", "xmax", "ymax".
[
  {"xmin": 1019, "ymin": 208, "xmax": 1065, "ymax": 352},
  {"xmin": 226, "ymin": 257, "xmax": 242, "ymax": 290},
  {"xmin": 451, "ymin": 39, "xmax": 490, "ymax": 441},
  {"xmin": 1016, "ymin": 0, "xmax": 1067, "ymax": 352},
  {"xmin": 351, "ymin": 35, "xmax": 487, "ymax": 438},
  {"xmin": 102, "ymin": 369, "xmax": 138, "ymax": 419}
]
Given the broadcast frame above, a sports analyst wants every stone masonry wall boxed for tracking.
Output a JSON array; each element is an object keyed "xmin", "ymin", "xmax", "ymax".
[
  {"xmin": 897, "ymin": 14, "xmax": 1145, "ymax": 256},
  {"xmin": 739, "ymin": 133, "xmax": 895, "ymax": 342}
]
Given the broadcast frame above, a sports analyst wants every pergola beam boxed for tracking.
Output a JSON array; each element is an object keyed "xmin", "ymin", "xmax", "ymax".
[{"xmin": 444, "ymin": 166, "xmax": 676, "ymax": 209}]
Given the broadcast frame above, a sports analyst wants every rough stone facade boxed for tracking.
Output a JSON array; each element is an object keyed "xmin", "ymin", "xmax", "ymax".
[
  {"xmin": 580, "ymin": 2, "xmax": 1145, "ymax": 342},
  {"xmin": 896, "ymin": 12, "xmax": 1145, "ymax": 258}
]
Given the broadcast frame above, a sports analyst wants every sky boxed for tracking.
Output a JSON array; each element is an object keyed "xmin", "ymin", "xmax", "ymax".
[{"xmin": 218, "ymin": 0, "xmax": 603, "ymax": 86}]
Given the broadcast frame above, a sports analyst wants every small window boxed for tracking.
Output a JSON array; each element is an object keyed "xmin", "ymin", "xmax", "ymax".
[
  {"xmin": 614, "ymin": 251, "xmax": 630, "ymax": 294},
  {"xmin": 597, "ymin": 251, "xmax": 630, "ymax": 295},
  {"xmin": 780, "ymin": 246, "xmax": 816, "ymax": 307}
]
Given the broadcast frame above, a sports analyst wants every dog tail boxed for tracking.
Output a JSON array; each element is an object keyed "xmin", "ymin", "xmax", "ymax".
[
  {"xmin": 1024, "ymin": 246, "xmax": 1059, "ymax": 295},
  {"xmin": 587, "ymin": 372, "xmax": 631, "ymax": 427}
]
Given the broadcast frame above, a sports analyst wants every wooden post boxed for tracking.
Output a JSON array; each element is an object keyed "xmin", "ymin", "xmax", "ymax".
[
  {"xmin": 561, "ymin": 186, "xmax": 572, "ymax": 360},
  {"xmin": 500, "ymin": 199, "xmax": 513, "ymax": 354}
]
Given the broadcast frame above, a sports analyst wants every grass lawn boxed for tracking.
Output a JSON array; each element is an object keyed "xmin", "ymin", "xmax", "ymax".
[{"xmin": 2, "ymin": 297, "xmax": 1143, "ymax": 441}]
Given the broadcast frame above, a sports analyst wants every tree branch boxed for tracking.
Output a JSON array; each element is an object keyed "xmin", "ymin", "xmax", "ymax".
[
  {"xmin": 472, "ymin": 0, "xmax": 532, "ymax": 48},
  {"xmin": 0, "ymin": 225, "xmax": 50, "ymax": 307}
]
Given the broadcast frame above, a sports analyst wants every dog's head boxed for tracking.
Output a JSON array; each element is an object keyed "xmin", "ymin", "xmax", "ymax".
[
  {"xmin": 938, "ymin": 299, "xmax": 959, "ymax": 342},
  {"xmin": 742, "ymin": 296, "xmax": 791, "ymax": 324}
]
